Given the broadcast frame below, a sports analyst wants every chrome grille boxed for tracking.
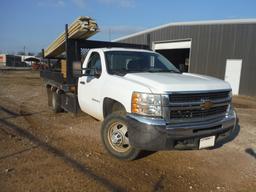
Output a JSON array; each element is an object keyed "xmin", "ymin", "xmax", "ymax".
[
  {"xmin": 169, "ymin": 91, "xmax": 230, "ymax": 103},
  {"xmin": 170, "ymin": 105, "xmax": 228, "ymax": 119},
  {"xmin": 164, "ymin": 90, "xmax": 231, "ymax": 123}
]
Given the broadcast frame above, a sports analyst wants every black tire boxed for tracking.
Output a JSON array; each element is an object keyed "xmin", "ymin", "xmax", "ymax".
[
  {"xmin": 101, "ymin": 113, "xmax": 140, "ymax": 160},
  {"xmin": 52, "ymin": 91, "xmax": 62, "ymax": 113},
  {"xmin": 46, "ymin": 86, "xmax": 52, "ymax": 107}
]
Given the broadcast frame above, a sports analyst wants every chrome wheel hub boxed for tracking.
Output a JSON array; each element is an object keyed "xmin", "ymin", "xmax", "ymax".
[
  {"xmin": 111, "ymin": 131, "xmax": 123, "ymax": 145},
  {"xmin": 108, "ymin": 121, "xmax": 131, "ymax": 153}
]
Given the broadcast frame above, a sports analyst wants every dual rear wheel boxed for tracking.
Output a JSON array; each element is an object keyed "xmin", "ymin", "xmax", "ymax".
[
  {"xmin": 47, "ymin": 87, "xmax": 63, "ymax": 113},
  {"xmin": 52, "ymin": 91, "xmax": 63, "ymax": 113}
]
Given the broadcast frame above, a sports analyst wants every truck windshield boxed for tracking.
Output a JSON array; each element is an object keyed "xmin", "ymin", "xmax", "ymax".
[{"xmin": 105, "ymin": 51, "xmax": 180, "ymax": 75}]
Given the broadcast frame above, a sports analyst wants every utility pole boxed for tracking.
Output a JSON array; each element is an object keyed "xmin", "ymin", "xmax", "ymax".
[
  {"xmin": 23, "ymin": 46, "xmax": 26, "ymax": 55},
  {"xmin": 108, "ymin": 28, "xmax": 112, "ymax": 41}
]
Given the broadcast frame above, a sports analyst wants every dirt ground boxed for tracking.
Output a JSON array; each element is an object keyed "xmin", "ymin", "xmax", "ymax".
[{"xmin": 0, "ymin": 71, "xmax": 255, "ymax": 192}]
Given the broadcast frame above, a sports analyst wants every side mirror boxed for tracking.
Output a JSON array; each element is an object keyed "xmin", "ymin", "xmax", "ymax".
[{"xmin": 81, "ymin": 68, "xmax": 101, "ymax": 78}]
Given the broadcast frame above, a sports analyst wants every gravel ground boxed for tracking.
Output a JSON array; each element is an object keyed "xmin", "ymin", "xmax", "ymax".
[{"xmin": 0, "ymin": 71, "xmax": 255, "ymax": 192}]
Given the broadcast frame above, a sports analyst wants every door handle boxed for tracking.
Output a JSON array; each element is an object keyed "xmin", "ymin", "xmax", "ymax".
[{"xmin": 80, "ymin": 81, "xmax": 85, "ymax": 85}]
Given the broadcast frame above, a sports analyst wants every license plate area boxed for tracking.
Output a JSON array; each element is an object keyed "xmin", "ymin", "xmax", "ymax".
[{"xmin": 199, "ymin": 136, "xmax": 215, "ymax": 149}]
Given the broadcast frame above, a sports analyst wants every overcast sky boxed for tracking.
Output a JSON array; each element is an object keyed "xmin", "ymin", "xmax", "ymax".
[{"xmin": 0, "ymin": 0, "xmax": 256, "ymax": 54}]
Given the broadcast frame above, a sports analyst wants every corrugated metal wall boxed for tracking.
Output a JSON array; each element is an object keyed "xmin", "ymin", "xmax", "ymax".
[{"xmin": 117, "ymin": 23, "xmax": 256, "ymax": 96}]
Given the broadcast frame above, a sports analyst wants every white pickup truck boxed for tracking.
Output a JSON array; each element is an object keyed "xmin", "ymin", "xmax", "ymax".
[
  {"xmin": 77, "ymin": 47, "xmax": 238, "ymax": 160},
  {"xmin": 42, "ymin": 41, "xmax": 237, "ymax": 160}
]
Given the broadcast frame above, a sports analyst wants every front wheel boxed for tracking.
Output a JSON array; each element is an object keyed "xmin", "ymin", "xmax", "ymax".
[{"xmin": 101, "ymin": 113, "xmax": 140, "ymax": 160}]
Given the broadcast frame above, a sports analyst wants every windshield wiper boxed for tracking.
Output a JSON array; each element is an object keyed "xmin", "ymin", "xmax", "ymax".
[
  {"xmin": 167, "ymin": 69, "xmax": 181, "ymax": 73},
  {"xmin": 146, "ymin": 69, "xmax": 181, "ymax": 73},
  {"xmin": 111, "ymin": 70, "xmax": 127, "ymax": 76}
]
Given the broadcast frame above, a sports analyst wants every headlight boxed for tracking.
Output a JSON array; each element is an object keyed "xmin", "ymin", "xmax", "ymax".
[{"xmin": 131, "ymin": 92, "xmax": 162, "ymax": 117}]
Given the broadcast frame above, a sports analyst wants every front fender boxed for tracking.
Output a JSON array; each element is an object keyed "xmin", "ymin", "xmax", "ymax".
[{"xmin": 100, "ymin": 75, "xmax": 151, "ymax": 117}]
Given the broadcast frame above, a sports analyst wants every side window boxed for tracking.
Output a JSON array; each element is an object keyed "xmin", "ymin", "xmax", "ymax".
[{"xmin": 87, "ymin": 52, "xmax": 102, "ymax": 76}]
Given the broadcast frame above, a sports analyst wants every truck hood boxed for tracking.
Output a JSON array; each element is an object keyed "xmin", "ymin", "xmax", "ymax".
[{"xmin": 123, "ymin": 72, "xmax": 231, "ymax": 93}]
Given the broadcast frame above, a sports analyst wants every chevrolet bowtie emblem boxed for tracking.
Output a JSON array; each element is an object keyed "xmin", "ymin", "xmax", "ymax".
[{"xmin": 200, "ymin": 100, "xmax": 213, "ymax": 110}]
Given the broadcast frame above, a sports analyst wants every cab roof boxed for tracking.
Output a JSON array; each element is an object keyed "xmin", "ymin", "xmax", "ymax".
[{"xmin": 93, "ymin": 47, "xmax": 154, "ymax": 53}]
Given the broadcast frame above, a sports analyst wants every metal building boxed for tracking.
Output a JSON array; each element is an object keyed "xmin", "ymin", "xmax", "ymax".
[{"xmin": 114, "ymin": 19, "xmax": 256, "ymax": 96}]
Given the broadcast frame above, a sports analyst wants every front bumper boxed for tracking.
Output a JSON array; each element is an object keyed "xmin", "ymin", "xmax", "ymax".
[{"xmin": 127, "ymin": 108, "xmax": 238, "ymax": 151}]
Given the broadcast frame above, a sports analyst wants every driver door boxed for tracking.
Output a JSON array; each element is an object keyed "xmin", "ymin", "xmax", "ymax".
[{"xmin": 78, "ymin": 51, "xmax": 103, "ymax": 119}]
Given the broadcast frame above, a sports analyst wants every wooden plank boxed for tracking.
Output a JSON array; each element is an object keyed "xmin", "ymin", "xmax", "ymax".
[{"xmin": 45, "ymin": 16, "xmax": 99, "ymax": 58}]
